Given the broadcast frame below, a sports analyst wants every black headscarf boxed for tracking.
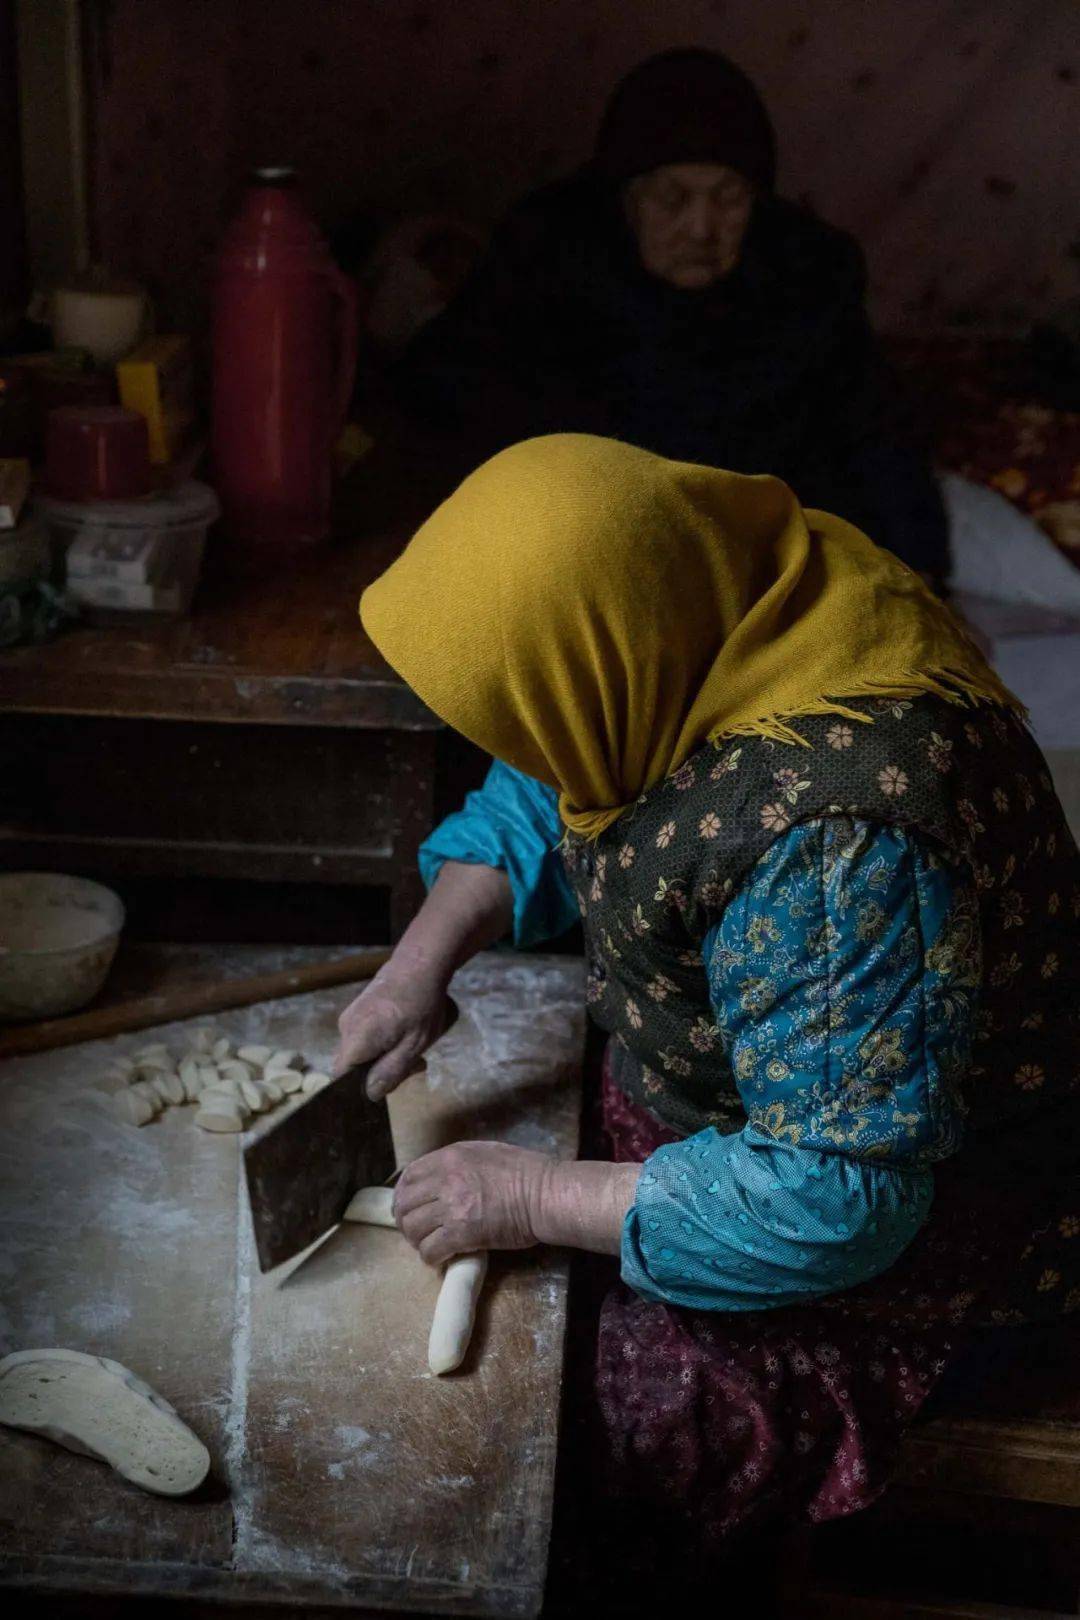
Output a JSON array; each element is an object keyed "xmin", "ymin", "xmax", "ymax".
[
  {"xmin": 593, "ymin": 48, "xmax": 777, "ymax": 192},
  {"xmin": 385, "ymin": 49, "xmax": 949, "ymax": 579}
]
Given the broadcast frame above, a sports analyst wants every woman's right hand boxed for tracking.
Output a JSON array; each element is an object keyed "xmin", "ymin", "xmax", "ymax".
[
  {"xmin": 332, "ymin": 963, "xmax": 452, "ymax": 1101},
  {"xmin": 333, "ymin": 858, "xmax": 514, "ymax": 1100}
]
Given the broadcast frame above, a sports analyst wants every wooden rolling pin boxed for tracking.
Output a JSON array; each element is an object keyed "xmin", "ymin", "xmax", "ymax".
[{"xmin": 0, "ymin": 947, "xmax": 393, "ymax": 1059}]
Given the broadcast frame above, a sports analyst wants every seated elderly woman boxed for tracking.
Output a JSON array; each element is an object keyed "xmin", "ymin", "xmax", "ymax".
[
  {"xmin": 336, "ymin": 434, "xmax": 1078, "ymax": 1554},
  {"xmin": 381, "ymin": 49, "xmax": 949, "ymax": 583}
]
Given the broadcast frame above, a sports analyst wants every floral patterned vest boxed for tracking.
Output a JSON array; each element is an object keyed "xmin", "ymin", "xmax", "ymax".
[{"xmin": 561, "ymin": 695, "xmax": 1080, "ymax": 1142}]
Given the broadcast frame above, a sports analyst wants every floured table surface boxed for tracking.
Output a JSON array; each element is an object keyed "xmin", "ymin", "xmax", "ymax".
[{"xmin": 0, "ymin": 948, "xmax": 584, "ymax": 1616}]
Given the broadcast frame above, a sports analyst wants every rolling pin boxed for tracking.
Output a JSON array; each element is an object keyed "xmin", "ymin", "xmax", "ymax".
[{"xmin": 0, "ymin": 947, "xmax": 393, "ymax": 1059}]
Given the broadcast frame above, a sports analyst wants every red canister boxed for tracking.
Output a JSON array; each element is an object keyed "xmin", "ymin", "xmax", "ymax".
[
  {"xmin": 44, "ymin": 406, "xmax": 153, "ymax": 501},
  {"xmin": 211, "ymin": 168, "xmax": 358, "ymax": 556}
]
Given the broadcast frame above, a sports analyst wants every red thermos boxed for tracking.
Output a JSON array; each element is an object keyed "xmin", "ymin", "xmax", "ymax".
[{"xmin": 212, "ymin": 167, "xmax": 357, "ymax": 555}]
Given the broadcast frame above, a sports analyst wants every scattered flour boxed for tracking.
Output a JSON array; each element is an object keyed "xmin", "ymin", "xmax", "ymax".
[{"xmin": 335, "ymin": 1424, "xmax": 371, "ymax": 1449}]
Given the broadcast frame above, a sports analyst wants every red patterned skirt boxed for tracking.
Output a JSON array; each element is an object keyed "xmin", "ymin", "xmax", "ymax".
[{"xmin": 578, "ymin": 1051, "xmax": 1080, "ymax": 1547}]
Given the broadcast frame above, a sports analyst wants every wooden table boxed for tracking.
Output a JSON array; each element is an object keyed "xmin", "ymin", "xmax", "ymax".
[
  {"xmin": 0, "ymin": 947, "xmax": 584, "ymax": 1616},
  {"xmin": 0, "ymin": 518, "xmax": 440, "ymax": 938}
]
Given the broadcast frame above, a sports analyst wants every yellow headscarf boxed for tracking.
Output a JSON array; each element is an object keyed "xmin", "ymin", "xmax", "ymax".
[{"xmin": 360, "ymin": 434, "xmax": 1020, "ymax": 838}]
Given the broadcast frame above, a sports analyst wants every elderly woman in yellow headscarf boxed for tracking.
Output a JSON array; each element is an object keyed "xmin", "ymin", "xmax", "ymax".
[{"xmin": 336, "ymin": 434, "xmax": 1079, "ymax": 1554}]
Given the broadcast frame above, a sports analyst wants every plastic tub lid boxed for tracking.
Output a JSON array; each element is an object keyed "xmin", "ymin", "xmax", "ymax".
[{"xmin": 35, "ymin": 480, "xmax": 221, "ymax": 530}]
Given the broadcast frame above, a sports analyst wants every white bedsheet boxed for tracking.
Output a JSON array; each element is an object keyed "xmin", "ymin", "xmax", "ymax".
[{"xmin": 956, "ymin": 593, "xmax": 1080, "ymax": 838}]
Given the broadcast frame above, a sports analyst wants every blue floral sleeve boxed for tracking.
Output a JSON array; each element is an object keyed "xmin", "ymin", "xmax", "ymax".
[
  {"xmin": 621, "ymin": 817, "xmax": 979, "ymax": 1312},
  {"xmin": 417, "ymin": 760, "xmax": 578, "ymax": 947}
]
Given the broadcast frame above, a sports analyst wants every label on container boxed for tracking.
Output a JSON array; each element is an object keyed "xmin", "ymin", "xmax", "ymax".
[{"xmin": 66, "ymin": 528, "xmax": 170, "ymax": 584}]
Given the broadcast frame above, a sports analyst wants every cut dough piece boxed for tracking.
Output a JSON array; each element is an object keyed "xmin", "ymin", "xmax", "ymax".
[
  {"xmin": 0, "ymin": 1348, "xmax": 210, "ymax": 1496},
  {"xmin": 211, "ymin": 1037, "xmax": 232, "ymax": 1062},
  {"xmin": 133, "ymin": 1043, "xmax": 171, "ymax": 1063},
  {"xmin": 134, "ymin": 1056, "xmax": 175, "ymax": 1079},
  {"xmin": 101, "ymin": 1072, "xmax": 133, "ymax": 1097},
  {"xmin": 301, "ymin": 1071, "xmax": 331, "ymax": 1095},
  {"xmin": 178, "ymin": 1058, "xmax": 204, "ymax": 1102},
  {"xmin": 256, "ymin": 1076, "xmax": 285, "ymax": 1106},
  {"xmin": 265, "ymin": 1049, "xmax": 303, "ymax": 1075},
  {"xmin": 218, "ymin": 1058, "xmax": 256, "ymax": 1085},
  {"xmin": 194, "ymin": 1099, "xmax": 247, "ymax": 1133},
  {"xmin": 150, "ymin": 1072, "xmax": 185, "ymax": 1107},
  {"xmin": 190, "ymin": 1027, "xmax": 217, "ymax": 1054},
  {"xmin": 238, "ymin": 1044, "xmax": 272, "ymax": 1068},
  {"xmin": 129, "ymin": 1080, "xmax": 163, "ymax": 1115},
  {"xmin": 113, "ymin": 1088, "xmax": 158, "ymax": 1127},
  {"xmin": 428, "ymin": 1253, "xmax": 488, "ymax": 1375},
  {"xmin": 266, "ymin": 1069, "xmax": 300, "ymax": 1096},
  {"xmin": 238, "ymin": 1076, "xmax": 267, "ymax": 1113},
  {"xmin": 343, "ymin": 1186, "xmax": 397, "ymax": 1228},
  {"xmin": 200, "ymin": 1077, "xmax": 243, "ymax": 1103},
  {"xmin": 103, "ymin": 1057, "xmax": 136, "ymax": 1083}
]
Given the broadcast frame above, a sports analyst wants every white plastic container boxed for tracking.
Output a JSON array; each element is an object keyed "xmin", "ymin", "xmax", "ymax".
[{"xmin": 36, "ymin": 480, "xmax": 220, "ymax": 623}]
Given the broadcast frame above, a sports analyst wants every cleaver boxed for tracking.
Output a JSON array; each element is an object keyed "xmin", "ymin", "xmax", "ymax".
[{"xmin": 243, "ymin": 997, "xmax": 459, "ymax": 1273}]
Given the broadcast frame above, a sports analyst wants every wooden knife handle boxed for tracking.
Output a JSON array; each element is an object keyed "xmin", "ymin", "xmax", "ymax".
[{"xmin": 0, "ymin": 947, "xmax": 395, "ymax": 1060}]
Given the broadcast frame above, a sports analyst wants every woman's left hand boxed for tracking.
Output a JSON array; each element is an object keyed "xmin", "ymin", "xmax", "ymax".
[{"xmin": 393, "ymin": 1141, "xmax": 552, "ymax": 1266}]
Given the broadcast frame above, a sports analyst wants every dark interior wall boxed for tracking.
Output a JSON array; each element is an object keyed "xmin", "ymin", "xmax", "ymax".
[
  {"xmin": 81, "ymin": 0, "xmax": 1080, "ymax": 334},
  {"xmin": 0, "ymin": 0, "xmax": 26, "ymax": 315}
]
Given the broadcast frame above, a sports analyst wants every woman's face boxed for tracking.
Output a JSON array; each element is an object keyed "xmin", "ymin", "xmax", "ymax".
[{"xmin": 623, "ymin": 162, "xmax": 754, "ymax": 290}]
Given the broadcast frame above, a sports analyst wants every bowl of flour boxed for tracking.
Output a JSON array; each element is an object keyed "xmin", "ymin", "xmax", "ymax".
[{"xmin": 0, "ymin": 872, "xmax": 125, "ymax": 1019}]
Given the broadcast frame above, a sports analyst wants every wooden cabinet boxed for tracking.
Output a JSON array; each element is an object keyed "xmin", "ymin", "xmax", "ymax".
[{"xmin": 0, "ymin": 526, "xmax": 442, "ymax": 938}]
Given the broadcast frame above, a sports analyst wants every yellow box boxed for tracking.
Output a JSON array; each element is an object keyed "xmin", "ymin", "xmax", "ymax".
[{"xmin": 116, "ymin": 335, "xmax": 194, "ymax": 465}]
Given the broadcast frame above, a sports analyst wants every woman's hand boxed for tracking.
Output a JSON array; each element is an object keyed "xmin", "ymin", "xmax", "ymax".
[
  {"xmin": 333, "ymin": 964, "xmax": 451, "ymax": 1100},
  {"xmin": 393, "ymin": 1145, "xmax": 644, "ymax": 1265},
  {"xmin": 393, "ymin": 1142, "xmax": 551, "ymax": 1265},
  {"xmin": 333, "ymin": 859, "xmax": 515, "ymax": 1100}
]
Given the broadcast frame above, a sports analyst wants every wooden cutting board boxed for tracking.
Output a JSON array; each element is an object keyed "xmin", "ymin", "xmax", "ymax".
[{"xmin": 0, "ymin": 948, "xmax": 584, "ymax": 1616}]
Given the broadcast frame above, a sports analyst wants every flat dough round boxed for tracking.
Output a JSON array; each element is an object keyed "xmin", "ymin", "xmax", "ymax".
[{"xmin": 0, "ymin": 1348, "xmax": 210, "ymax": 1496}]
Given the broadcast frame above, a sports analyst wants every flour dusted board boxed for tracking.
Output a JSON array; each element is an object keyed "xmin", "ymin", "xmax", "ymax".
[{"xmin": 0, "ymin": 950, "xmax": 584, "ymax": 1615}]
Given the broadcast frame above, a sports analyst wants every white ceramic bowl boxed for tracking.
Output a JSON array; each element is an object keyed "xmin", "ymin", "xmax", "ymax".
[{"xmin": 0, "ymin": 873, "xmax": 125, "ymax": 1020}]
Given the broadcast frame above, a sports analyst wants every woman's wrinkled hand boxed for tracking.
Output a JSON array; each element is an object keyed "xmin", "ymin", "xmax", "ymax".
[
  {"xmin": 393, "ymin": 1141, "xmax": 553, "ymax": 1266},
  {"xmin": 332, "ymin": 965, "xmax": 451, "ymax": 1100}
]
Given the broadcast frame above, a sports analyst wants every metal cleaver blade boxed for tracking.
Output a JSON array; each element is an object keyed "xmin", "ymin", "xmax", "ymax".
[{"xmin": 242, "ymin": 1063, "xmax": 397, "ymax": 1273}]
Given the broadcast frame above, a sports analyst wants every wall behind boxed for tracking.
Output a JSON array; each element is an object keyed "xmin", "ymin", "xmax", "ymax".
[
  {"xmin": 85, "ymin": 0, "xmax": 1079, "ymax": 333},
  {"xmin": 0, "ymin": 0, "xmax": 26, "ymax": 315}
]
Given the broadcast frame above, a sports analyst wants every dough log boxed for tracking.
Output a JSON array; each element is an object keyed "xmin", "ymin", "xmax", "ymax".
[
  {"xmin": 342, "ymin": 1185, "xmax": 397, "ymax": 1228},
  {"xmin": 0, "ymin": 1348, "xmax": 210, "ymax": 1496},
  {"xmin": 428, "ymin": 1253, "xmax": 488, "ymax": 1376}
]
